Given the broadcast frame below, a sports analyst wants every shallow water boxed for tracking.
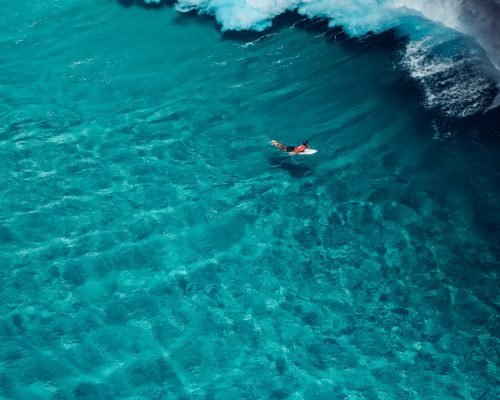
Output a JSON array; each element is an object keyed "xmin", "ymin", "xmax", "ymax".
[{"xmin": 0, "ymin": 1, "xmax": 499, "ymax": 399}]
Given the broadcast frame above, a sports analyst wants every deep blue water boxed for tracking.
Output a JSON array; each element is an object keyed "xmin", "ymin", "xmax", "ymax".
[{"xmin": 0, "ymin": 1, "xmax": 499, "ymax": 399}]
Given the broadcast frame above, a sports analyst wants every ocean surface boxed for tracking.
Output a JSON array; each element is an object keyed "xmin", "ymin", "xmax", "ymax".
[{"xmin": 1, "ymin": 1, "xmax": 499, "ymax": 399}]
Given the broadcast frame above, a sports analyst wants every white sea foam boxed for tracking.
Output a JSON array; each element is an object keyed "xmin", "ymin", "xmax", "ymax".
[
  {"xmin": 394, "ymin": 0, "xmax": 500, "ymax": 70},
  {"xmin": 402, "ymin": 40, "xmax": 496, "ymax": 117},
  {"xmin": 143, "ymin": 0, "xmax": 500, "ymax": 67}
]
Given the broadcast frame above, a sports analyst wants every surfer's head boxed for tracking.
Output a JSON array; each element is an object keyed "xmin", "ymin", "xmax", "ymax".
[{"xmin": 303, "ymin": 141, "xmax": 309, "ymax": 147}]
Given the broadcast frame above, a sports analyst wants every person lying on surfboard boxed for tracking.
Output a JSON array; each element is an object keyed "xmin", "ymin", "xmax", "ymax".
[{"xmin": 271, "ymin": 140, "xmax": 309, "ymax": 155}]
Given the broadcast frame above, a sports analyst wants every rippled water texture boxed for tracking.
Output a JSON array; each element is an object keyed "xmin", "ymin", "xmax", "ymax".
[{"xmin": 0, "ymin": 1, "xmax": 499, "ymax": 399}]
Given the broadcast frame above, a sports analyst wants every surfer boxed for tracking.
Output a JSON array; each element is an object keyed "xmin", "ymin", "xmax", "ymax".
[{"xmin": 271, "ymin": 140, "xmax": 309, "ymax": 155}]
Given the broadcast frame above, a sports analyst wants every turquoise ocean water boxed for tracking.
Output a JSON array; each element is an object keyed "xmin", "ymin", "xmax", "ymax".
[{"xmin": 1, "ymin": 1, "xmax": 499, "ymax": 399}]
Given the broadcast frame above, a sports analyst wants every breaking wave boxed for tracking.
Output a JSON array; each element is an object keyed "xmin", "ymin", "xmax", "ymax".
[{"xmin": 143, "ymin": 0, "xmax": 500, "ymax": 117}]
